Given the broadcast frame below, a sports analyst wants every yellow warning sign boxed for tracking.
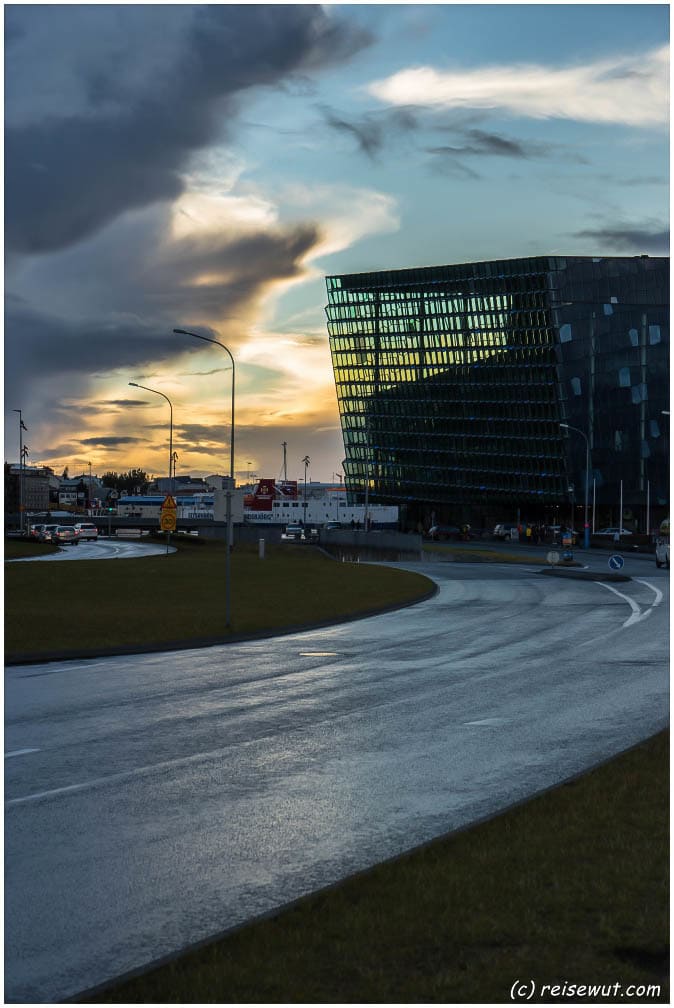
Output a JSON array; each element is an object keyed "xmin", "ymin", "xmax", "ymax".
[
  {"xmin": 160, "ymin": 511, "xmax": 177, "ymax": 531},
  {"xmin": 162, "ymin": 495, "xmax": 177, "ymax": 510}
]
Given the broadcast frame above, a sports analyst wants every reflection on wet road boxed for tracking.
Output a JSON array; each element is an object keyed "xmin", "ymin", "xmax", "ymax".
[{"xmin": 5, "ymin": 558, "xmax": 669, "ymax": 1001}]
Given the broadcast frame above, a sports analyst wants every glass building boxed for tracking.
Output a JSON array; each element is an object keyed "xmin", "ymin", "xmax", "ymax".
[{"xmin": 325, "ymin": 256, "xmax": 669, "ymax": 531}]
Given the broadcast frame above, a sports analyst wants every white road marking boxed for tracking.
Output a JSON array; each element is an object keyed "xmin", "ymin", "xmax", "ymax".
[
  {"xmin": 633, "ymin": 579, "xmax": 664, "ymax": 607},
  {"xmin": 5, "ymin": 748, "xmax": 40, "ymax": 759},
  {"xmin": 595, "ymin": 582, "xmax": 647, "ymax": 627}
]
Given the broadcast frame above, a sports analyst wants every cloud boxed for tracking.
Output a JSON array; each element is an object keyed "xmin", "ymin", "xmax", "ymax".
[
  {"xmin": 367, "ymin": 46, "xmax": 669, "ymax": 127},
  {"xmin": 572, "ymin": 222, "xmax": 669, "ymax": 254},
  {"xmin": 6, "ymin": 5, "xmax": 372, "ymax": 254},
  {"xmin": 79, "ymin": 436, "xmax": 146, "ymax": 447},
  {"xmin": 429, "ymin": 128, "xmax": 554, "ymax": 160},
  {"xmin": 319, "ymin": 104, "xmax": 419, "ymax": 159}
]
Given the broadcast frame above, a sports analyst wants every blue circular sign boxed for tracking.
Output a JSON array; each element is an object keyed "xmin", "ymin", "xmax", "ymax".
[{"xmin": 608, "ymin": 554, "xmax": 624, "ymax": 570}]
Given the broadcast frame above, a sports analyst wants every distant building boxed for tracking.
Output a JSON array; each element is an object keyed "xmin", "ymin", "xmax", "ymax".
[
  {"xmin": 6, "ymin": 464, "xmax": 54, "ymax": 515},
  {"xmin": 326, "ymin": 255, "xmax": 669, "ymax": 530}
]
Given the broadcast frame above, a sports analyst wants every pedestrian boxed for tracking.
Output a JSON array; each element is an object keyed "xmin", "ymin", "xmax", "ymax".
[{"xmin": 526, "ymin": 525, "xmax": 532, "ymax": 543}]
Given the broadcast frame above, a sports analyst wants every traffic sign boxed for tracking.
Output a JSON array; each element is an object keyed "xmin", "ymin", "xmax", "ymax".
[
  {"xmin": 162, "ymin": 495, "xmax": 177, "ymax": 510},
  {"xmin": 160, "ymin": 511, "xmax": 177, "ymax": 532},
  {"xmin": 608, "ymin": 554, "xmax": 624, "ymax": 571},
  {"xmin": 547, "ymin": 550, "xmax": 560, "ymax": 565}
]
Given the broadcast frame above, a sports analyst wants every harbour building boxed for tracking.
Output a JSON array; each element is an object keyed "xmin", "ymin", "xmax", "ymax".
[{"xmin": 325, "ymin": 255, "xmax": 669, "ymax": 531}]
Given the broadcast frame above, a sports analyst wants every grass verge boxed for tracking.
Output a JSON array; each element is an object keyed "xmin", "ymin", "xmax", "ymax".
[
  {"xmin": 87, "ymin": 730, "xmax": 669, "ymax": 1004},
  {"xmin": 4, "ymin": 538, "xmax": 58, "ymax": 559},
  {"xmin": 5, "ymin": 537, "xmax": 433, "ymax": 659}
]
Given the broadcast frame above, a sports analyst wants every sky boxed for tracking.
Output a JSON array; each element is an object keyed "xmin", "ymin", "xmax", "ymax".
[{"xmin": 4, "ymin": 3, "xmax": 669, "ymax": 486}]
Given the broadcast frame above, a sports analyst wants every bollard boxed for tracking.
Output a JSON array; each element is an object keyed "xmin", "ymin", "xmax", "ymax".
[{"xmin": 259, "ymin": 538, "xmax": 265, "ymax": 560}]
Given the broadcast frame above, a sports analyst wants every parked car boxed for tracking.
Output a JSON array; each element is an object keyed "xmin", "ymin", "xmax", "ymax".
[
  {"xmin": 594, "ymin": 527, "xmax": 634, "ymax": 537},
  {"xmin": 52, "ymin": 526, "xmax": 79, "ymax": 545},
  {"xmin": 73, "ymin": 522, "xmax": 98, "ymax": 540},
  {"xmin": 655, "ymin": 538, "xmax": 669, "ymax": 568},
  {"xmin": 281, "ymin": 524, "xmax": 305, "ymax": 541},
  {"xmin": 325, "ymin": 521, "xmax": 342, "ymax": 531},
  {"xmin": 38, "ymin": 524, "xmax": 62, "ymax": 542},
  {"xmin": 29, "ymin": 523, "xmax": 47, "ymax": 539},
  {"xmin": 493, "ymin": 523, "xmax": 518, "ymax": 540},
  {"xmin": 655, "ymin": 518, "xmax": 669, "ymax": 569}
]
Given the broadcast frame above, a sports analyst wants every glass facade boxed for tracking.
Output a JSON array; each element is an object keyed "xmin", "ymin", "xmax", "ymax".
[{"xmin": 325, "ymin": 256, "xmax": 669, "ymax": 530}]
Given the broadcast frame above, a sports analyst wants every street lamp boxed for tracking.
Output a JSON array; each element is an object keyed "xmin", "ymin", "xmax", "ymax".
[
  {"xmin": 128, "ymin": 382, "xmax": 174, "ymax": 491},
  {"xmin": 12, "ymin": 409, "xmax": 27, "ymax": 533},
  {"xmin": 560, "ymin": 423, "xmax": 590, "ymax": 549},
  {"xmin": 302, "ymin": 455, "xmax": 310, "ymax": 525},
  {"xmin": 175, "ymin": 327, "xmax": 235, "ymax": 629}
]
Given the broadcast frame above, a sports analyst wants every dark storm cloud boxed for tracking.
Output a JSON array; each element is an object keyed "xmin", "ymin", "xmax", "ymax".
[
  {"xmin": 573, "ymin": 223, "xmax": 669, "ymax": 254},
  {"xmin": 80, "ymin": 436, "xmax": 146, "ymax": 447},
  {"xmin": 175, "ymin": 423, "xmax": 231, "ymax": 451},
  {"xmin": 100, "ymin": 399, "xmax": 151, "ymax": 408},
  {"xmin": 6, "ymin": 6, "xmax": 372, "ymax": 254},
  {"xmin": 319, "ymin": 104, "xmax": 419, "ymax": 159},
  {"xmin": 5, "ymin": 297, "xmax": 190, "ymax": 404},
  {"xmin": 6, "ymin": 217, "xmax": 323, "ymax": 402}
]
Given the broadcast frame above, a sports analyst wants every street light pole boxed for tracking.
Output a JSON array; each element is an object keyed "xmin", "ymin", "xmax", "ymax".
[
  {"xmin": 175, "ymin": 328, "xmax": 235, "ymax": 629},
  {"xmin": 13, "ymin": 410, "xmax": 26, "ymax": 533},
  {"xmin": 560, "ymin": 423, "xmax": 590, "ymax": 549},
  {"xmin": 87, "ymin": 460, "xmax": 95, "ymax": 513},
  {"xmin": 128, "ymin": 382, "xmax": 173, "ymax": 490},
  {"xmin": 302, "ymin": 455, "xmax": 310, "ymax": 526}
]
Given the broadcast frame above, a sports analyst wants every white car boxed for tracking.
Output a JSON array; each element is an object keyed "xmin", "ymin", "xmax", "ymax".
[
  {"xmin": 281, "ymin": 524, "xmax": 305, "ymax": 541},
  {"xmin": 493, "ymin": 523, "xmax": 517, "ymax": 539},
  {"xmin": 595, "ymin": 527, "xmax": 633, "ymax": 537},
  {"xmin": 655, "ymin": 538, "xmax": 669, "ymax": 568},
  {"xmin": 73, "ymin": 522, "xmax": 99, "ymax": 540}
]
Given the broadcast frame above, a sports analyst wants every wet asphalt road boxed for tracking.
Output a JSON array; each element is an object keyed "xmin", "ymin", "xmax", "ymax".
[
  {"xmin": 4, "ymin": 555, "xmax": 669, "ymax": 1002},
  {"xmin": 9, "ymin": 538, "xmax": 175, "ymax": 561}
]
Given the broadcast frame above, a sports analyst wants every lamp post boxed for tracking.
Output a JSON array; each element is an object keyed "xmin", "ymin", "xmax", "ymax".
[
  {"xmin": 128, "ymin": 382, "xmax": 173, "ymax": 491},
  {"xmin": 175, "ymin": 328, "xmax": 235, "ymax": 629},
  {"xmin": 13, "ymin": 409, "xmax": 27, "ymax": 533},
  {"xmin": 87, "ymin": 461, "xmax": 93, "ymax": 513},
  {"xmin": 302, "ymin": 455, "xmax": 310, "ymax": 526},
  {"xmin": 560, "ymin": 423, "xmax": 590, "ymax": 549}
]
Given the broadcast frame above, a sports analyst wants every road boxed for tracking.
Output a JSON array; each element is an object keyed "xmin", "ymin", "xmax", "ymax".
[
  {"xmin": 4, "ymin": 555, "xmax": 669, "ymax": 1002},
  {"xmin": 9, "ymin": 537, "xmax": 176, "ymax": 562}
]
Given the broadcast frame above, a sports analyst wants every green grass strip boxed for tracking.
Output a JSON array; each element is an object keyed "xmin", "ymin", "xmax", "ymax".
[
  {"xmin": 5, "ymin": 538, "xmax": 433, "ymax": 658},
  {"xmin": 87, "ymin": 731, "xmax": 669, "ymax": 1004}
]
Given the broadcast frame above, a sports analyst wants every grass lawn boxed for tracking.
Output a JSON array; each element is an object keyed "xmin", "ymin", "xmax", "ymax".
[
  {"xmin": 88, "ymin": 730, "xmax": 669, "ymax": 1004},
  {"xmin": 4, "ymin": 538, "xmax": 58, "ymax": 559},
  {"xmin": 5, "ymin": 537, "xmax": 434, "ymax": 659}
]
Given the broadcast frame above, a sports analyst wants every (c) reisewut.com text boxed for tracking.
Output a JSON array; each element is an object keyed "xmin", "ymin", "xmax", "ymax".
[{"xmin": 510, "ymin": 980, "xmax": 662, "ymax": 1001}]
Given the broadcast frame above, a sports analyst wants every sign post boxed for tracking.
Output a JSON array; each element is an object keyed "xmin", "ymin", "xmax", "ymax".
[{"xmin": 160, "ymin": 494, "xmax": 177, "ymax": 553}]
